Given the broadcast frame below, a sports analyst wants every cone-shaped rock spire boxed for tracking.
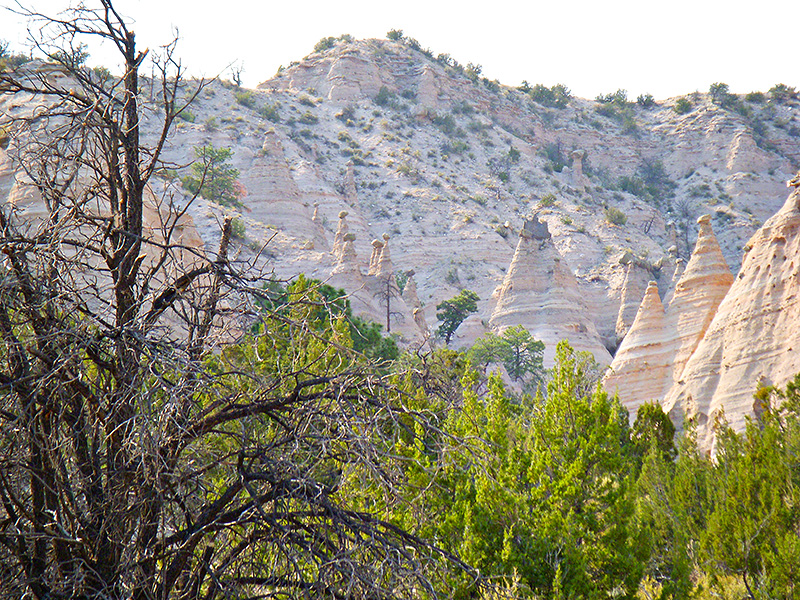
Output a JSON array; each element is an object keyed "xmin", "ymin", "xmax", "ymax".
[
  {"xmin": 665, "ymin": 214, "xmax": 733, "ymax": 389},
  {"xmin": 331, "ymin": 210, "xmax": 349, "ymax": 260},
  {"xmin": 604, "ymin": 281, "xmax": 674, "ymax": 418},
  {"xmin": 663, "ymin": 183, "xmax": 800, "ymax": 449},
  {"xmin": 489, "ymin": 218, "xmax": 612, "ymax": 366}
]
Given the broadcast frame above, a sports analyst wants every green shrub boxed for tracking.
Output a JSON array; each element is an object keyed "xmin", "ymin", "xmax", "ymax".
[
  {"xmin": 596, "ymin": 89, "xmax": 630, "ymax": 106},
  {"xmin": 539, "ymin": 193, "xmax": 557, "ymax": 207},
  {"xmin": 313, "ymin": 37, "xmax": 336, "ymax": 53},
  {"xmin": 336, "ymin": 105, "xmax": 356, "ymax": 122},
  {"xmin": 386, "ymin": 29, "xmax": 404, "ymax": 41},
  {"xmin": 230, "ymin": 217, "xmax": 246, "ymax": 239},
  {"xmin": 529, "ymin": 83, "xmax": 571, "ymax": 108},
  {"xmin": 636, "ymin": 93, "xmax": 656, "ymax": 108},
  {"xmin": 259, "ymin": 103, "xmax": 280, "ymax": 122},
  {"xmin": 539, "ymin": 143, "xmax": 567, "ymax": 172},
  {"xmin": 235, "ymin": 89, "xmax": 256, "ymax": 109},
  {"xmin": 432, "ymin": 112, "xmax": 457, "ymax": 135},
  {"xmin": 182, "ymin": 145, "xmax": 243, "ymax": 207},
  {"xmin": 768, "ymin": 83, "xmax": 797, "ymax": 104},
  {"xmin": 442, "ymin": 140, "xmax": 470, "ymax": 155},
  {"xmin": 298, "ymin": 94, "xmax": 316, "ymax": 107},
  {"xmin": 673, "ymin": 97, "xmax": 693, "ymax": 114},
  {"xmin": 744, "ymin": 91, "xmax": 765, "ymax": 103},
  {"xmin": 177, "ymin": 110, "xmax": 196, "ymax": 123},
  {"xmin": 605, "ymin": 206, "xmax": 627, "ymax": 225},
  {"xmin": 298, "ymin": 111, "xmax": 318, "ymax": 125},
  {"xmin": 375, "ymin": 86, "xmax": 394, "ymax": 106}
]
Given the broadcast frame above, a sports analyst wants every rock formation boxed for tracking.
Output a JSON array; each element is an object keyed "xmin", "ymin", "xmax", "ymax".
[
  {"xmin": 663, "ymin": 181, "xmax": 800, "ymax": 448},
  {"xmin": 240, "ymin": 130, "xmax": 315, "ymax": 237},
  {"xmin": 605, "ymin": 214, "xmax": 735, "ymax": 437},
  {"xmin": 344, "ymin": 161, "xmax": 358, "ymax": 205},
  {"xmin": 331, "ymin": 210, "xmax": 349, "ymax": 260},
  {"xmin": 664, "ymin": 214, "xmax": 733, "ymax": 391},
  {"xmin": 570, "ymin": 149, "xmax": 586, "ymax": 191},
  {"xmin": 604, "ymin": 282, "xmax": 674, "ymax": 418},
  {"xmin": 489, "ymin": 218, "xmax": 612, "ymax": 366},
  {"xmin": 367, "ymin": 239, "xmax": 383, "ymax": 275},
  {"xmin": 614, "ymin": 252, "xmax": 653, "ymax": 346},
  {"xmin": 401, "ymin": 270, "xmax": 421, "ymax": 309},
  {"xmin": 331, "ymin": 232, "xmax": 360, "ymax": 276},
  {"xmin": 375, "ymin": 233, "xmax": 393, "ymax": 278}
]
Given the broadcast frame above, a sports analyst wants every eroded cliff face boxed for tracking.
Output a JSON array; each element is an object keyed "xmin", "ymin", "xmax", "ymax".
[
  {"xmin": 604, "ymin": 281, "xmax": 673, "ymax": 417},
  {"xmin": 664, "ymin": 215, "xmax": 734, "ymax": 389},
  {"xmin": 604, "ymin": 215, "xmax": 733, "ymax": 422},
  {"xmin": 663, "ymin": 181, "xmax": 800, "ymax": 448},
  {"xmin": 604, "ymin": 177, "xmax": 800, "ymax": 451},
  {"xmin": 3, "ymin": 41, "xmax": 800, "ymax": 398},
  {"xmin": 489, "ymin": 218, "xmax": 611, "ymax": 366}
]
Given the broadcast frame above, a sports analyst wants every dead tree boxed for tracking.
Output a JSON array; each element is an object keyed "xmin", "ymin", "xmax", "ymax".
[
  {"xmin": 0, "ymin": 3, "xmax": 472, "ymax": 599},
  {"xmin": 376, "ymin": 272, "xmax": 403, "ymax": 333}
]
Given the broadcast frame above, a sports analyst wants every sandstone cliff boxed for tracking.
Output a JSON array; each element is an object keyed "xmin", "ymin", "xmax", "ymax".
[
  {"xmin": 489, "ymin": 218, "xmax": 612, "ymax": 366},
  {"xmin": 604, "ymin": 281, "xmax": 674, "ymax": 417},
  {"xmin": 663, "ymin": 180, "xmax": 800, "ymax": 448},
  {"xmin": 664, "ymin": 215, "xmax": 734, "ymax": 391}
]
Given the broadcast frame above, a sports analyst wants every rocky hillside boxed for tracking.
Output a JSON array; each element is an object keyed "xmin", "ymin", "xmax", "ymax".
[{"xmin": 2, "ymin": 36, "xmax": 799, "ymax": 358}]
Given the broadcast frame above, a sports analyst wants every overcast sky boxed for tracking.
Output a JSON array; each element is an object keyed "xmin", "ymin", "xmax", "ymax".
[{"xmin": 4, "ymin": 0, "xmax": 799, "ymax": 100}]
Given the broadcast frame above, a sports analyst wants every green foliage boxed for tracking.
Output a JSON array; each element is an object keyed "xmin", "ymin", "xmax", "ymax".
[
  {"xmin": 313, "ymin": 34, "xmax": 353, "ymax": 53},
  {"xmin": 744, "ymin": 90, "xmax": 766, "ymax": 103},
  {"xmin": 539, "ymin": 142, "xmax": 567, "ymax": 172},
  {"xmin": 631, "ymin": 402, "xmax": 676, "ymax": 463},
  {"xmin": 709, "ymin": 82, "xmax": 739, "ymax": 109},
  {"xmin": 465, "ymin": 62, "xmax": 483, "ymax": 80},
  {"xmin": 701, "ymin": 390, "xmax": 800, "ymax": 598},
  {"xmin": 617, "ymin": 159, "xmax": 675, "ymax": 206},
  {"xmin": 182, "ymin": 145, "xmax": 243, "ymax": 207},
  {"xmin": 176, "ymin": 109, "xmax": 195, "ymax": 123},
  {"xmin": 673, "ymin": 96, "xmax": 693, "ymax": 114},
  {"xmin": 441, "ymin": 139, "xmax": 470, "ymax": 155},
  {"xmin": 468, "ymin": 325, "xmax": 544, "ymax": 386},
  {"xmin": 298, "ymin": 110, "xmax": 318, "ymax": 125},
  {"xmin": 431, "ymin": 111, "xmax": 457, "ymax": 135},
  {"xmin": 436, "ymin": 289, "xmax": 479, "ymax": 344},
  {"xmin": 539, "ymin": 193, "xmax": 557, "ymax": 207},
  {"xmin": 637, "ymin": 93, "xmax": 656, "ymax": 108},
  {"xmin": 335, "ymin": 104, "xmax": 356, "ymax": 122},
  {"xmin": 203, "ymin": 116, "xmax": 217, "ymax": 131},
  {"xmin": 528, "ymin": 83, "xmax": 572, "ymax": 108},
  {"xmin": 375, "ymin": 86, "xmax": 394, "ymax": 106},
  {"xmin": 259, "ymin": 103, "xmax": 281, "ymax": 122},
  {"xmin": 596, "ymin": 89, "xmax": 630, "ymax": 106},
  {"xmin": 0, "ymin": 40, "xmax": 29, "ymax": 72},
  {"xmin": 234, "ymin": 89, "xmax": 257, "ymax": 108},
  {"xmin": 768, "ymin": 83, "xmax": 797, "ymax": 104},
  {"xmin": 390, "ymin": 342, "xmax": 644, "ymax": 599},
  {"xmin": 229, "ymin": 217, "xmax": 246, "ymax": 239},
  {"xmin": 386, "ymin": 29, "xmax": 404, "ymax": 41},
  {"xmin": 48, "ymin": 42, "xmax": 90, "ymax": 69},
  {"xmin": 604, "ymin": 206, "xmax": 628, "ymax": 225},
  {"xmin": 709, "ymin": 81, "xmax": 729, "ymax": 104}
]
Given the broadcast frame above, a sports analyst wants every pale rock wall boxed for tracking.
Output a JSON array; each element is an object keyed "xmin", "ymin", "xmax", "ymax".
[
  {"xmin": 663, "ymin": 183, "xmax": 800, "ymax": 449},
  {"xmin": 489, "ymin": 218, "xmax": 612, "ymax": 366},
  {"xmin": 239, "ymin": 130, "xmax": 316, "ymax": 239},
  {"xmin": 604, "ymin": 282, "xmax": 674, "ymax": 418},
  {"xmin": 615, "ymin": 258, "xmax": 653, "ymax": 345},
  {"xmin": 664, "ymin": 215, "xmax": 734, "ymax": 391}
]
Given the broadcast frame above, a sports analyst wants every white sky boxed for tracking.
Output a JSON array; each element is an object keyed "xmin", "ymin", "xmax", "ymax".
[{"xmin": 4, "ymin": 0, "xmax": 799, "ymax": 100}]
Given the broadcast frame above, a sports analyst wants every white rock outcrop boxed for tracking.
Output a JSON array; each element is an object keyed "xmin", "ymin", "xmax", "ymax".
[
  {"xmin": 489, "ymin": 218, "xmax": 612, "ymax": 366},
  {"xmin": 663, "ymin": 181, "xmax": 800, "ymax": 448}
]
